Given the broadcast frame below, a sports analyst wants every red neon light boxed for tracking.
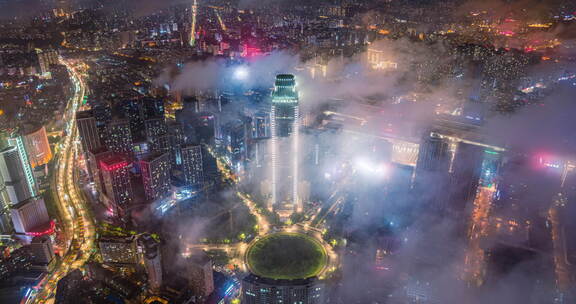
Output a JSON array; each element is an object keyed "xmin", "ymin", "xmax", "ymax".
[
  {"xmin": 241, "ymin": 44, "xmax": 262, "ymax": 58},
  {"xmin": 26, "ymin": 220, "xmax": 56, "ymax": 237},
  {"xmin": 100, "ymin": 161, "xmax": 128, "ymax": 171},
  {"xmin": 499, "ymin": 30, "xmax": 515, "ymax": 37}
]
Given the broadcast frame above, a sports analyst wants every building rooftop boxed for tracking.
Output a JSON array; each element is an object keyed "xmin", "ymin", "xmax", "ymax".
[
  {"xmin": 243, "ymin": 273, "xmax": 320, "ymax": 287},
  {"xmin": 99, "ymin": 155, "xmax": 129, "ymax": 171}
]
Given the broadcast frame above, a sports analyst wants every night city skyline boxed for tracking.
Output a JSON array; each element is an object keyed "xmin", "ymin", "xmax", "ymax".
[{"xmin": 0, "ymin": 0, "xmax": 575, "ymax": 304}]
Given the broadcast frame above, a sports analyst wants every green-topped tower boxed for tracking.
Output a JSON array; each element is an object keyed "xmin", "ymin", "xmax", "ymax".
[{"xmin": 270, "ymin": 74, "xmax": 301, "ymax": 218}]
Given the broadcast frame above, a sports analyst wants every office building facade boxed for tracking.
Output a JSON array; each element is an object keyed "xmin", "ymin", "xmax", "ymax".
[
  {"xmin": 99, "ymin": 236, "xmax": 138, "ymax": 266},
  {"xmin": 100, "ymin": 156, "xmax": 133, "ymax": 217},
  {"xmin": 10, "ymin": 197, "xmax": 50, "ymax": 243},
  {"xmin": 105, "ymin": 120, "xmax": 133, "ymax": 155},
  {"xmin": 181, "ymin": 145, "xmax": 203, "ymax": 187},
  {"xmin": 30, "ymin": 235, "xmax": 56, "ymax": 265},
  {"xmin": 140, "ymin": 153, "xmax": 171, "ymax": 201},
  {"xmin": 22, "ymin": 126, "xmax": 52, "ymax": 168},
  {"xmin": 0, "ymin": 146, "xmax": 34, "ymax": 204},
  {"xmin": 242, "ymin": 274, "xmax": 324, "ymax": 304},
  {"xmin": 77, "ymin": 111, "xmax": 102, "ymax": 154}
]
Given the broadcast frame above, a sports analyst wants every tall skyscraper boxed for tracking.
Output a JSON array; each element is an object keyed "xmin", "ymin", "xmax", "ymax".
[
  {"xmin": 415, "ymin": 134, "xmax": 450, "ymax": 174},
  {"xmin": 77, "ymin": 111, "xmax": 102, "ymax": 155},
  {"xmin": 139, "ymin": 233, "xmax": 163, "ymax": 290},
  {"xmin": 116, "ymin": 98, "xmax": 164, "ymax": 139},
  {"xmin": 388, "ymin": 163, "xmax": 414, "ymax": 196},
  {"xmin": 149, "ymin": 134, "xmax": 171, "ymax": 155},
  {"xmin": 222, "ymin": 119, "xmax": 248, "ymax": 173},
  {"xmin": 251, "ymin": 110, "xmax": 271, "ymax": 139},
  {"xmin": 145, "ymin": 118, "xmax": 170, "ymax": 154},
  {"xmin": 0, "ymin": 146, "xmax": 34, "ymax": 204},
  {"xmin": 414, "ymin": 133, "xmax": 450, "ymax": 211},
  {"xmin": 270, "ymin": 74, "xmax": 301, "ymax": 215},
  {"xmin": 447, "ymin": 142, "xmax": 484, "ymax": 215},
  {"xmin": 0, "ymin": 178, "xmax": 12, "ymax": 234},
  {"xmin": 142, "ymin": 97, "xmax": 165, "ymax": 120},
  {"xmin": 6, "ymin": 135, "xmax": 38, "ymax": 198},
  {"xmin": 92, "ymin": 104, "xmax": 112, "ymax": 144},
  {"xmin": 189, "ymin": 0, "xmax": 198, "ymax": 47},
  {"xmin": 140, "ymin": 153, "xmax": 171, "ymax": 201},
  {"xmin": 87, "ymin": 148, "xmax": 113, "ymax": 196},
  {"xmin": 22, "ymin": 126, "xmax": 52, "ymax": 168},
  {"xmin": 144, "ymin": 118, "xmax": 168, "ymax": 140},
  {"xmin": 118, "ymin": 99, "xmax": 145, "ymax": 136},
  {"xmin": 195, "ymin": 112, "xmax": 219, "ymax": 145},
  {"xmin": 182, "ymin": 252, "xmax": 214, "ymax": 297},
  {"xmin": 30, "ymin": 235, "xmax": 55, "ymax": 265},
  {"xmin": 168, "ymin": 121, "xmax": 185, "ymax": 166},
  {"xmin": 100, "ymin": 156, "xmax": 133, "ymax": 218},
  {"xmin": 10, "ymin": 197, "xmax": 50, "ymax": 243},
  {"xmin": 105, "ymin": 119, "xmax": 133, "ymax": 156},
  {"xmin": 181, "ymin": 145, "xmax": 203, "ymax": 187}
]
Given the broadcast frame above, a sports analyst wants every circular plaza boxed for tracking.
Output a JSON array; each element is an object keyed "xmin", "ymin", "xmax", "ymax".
[{"xmin": 245, "ymin": 232, "xmax": 328, "ymax": 280}]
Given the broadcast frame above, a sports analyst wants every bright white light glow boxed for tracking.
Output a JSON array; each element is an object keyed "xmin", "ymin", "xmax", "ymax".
[
  {"xmin": 354, "ymin": 158, "xmax": 389, "ymax": 177},
  {"xmin": 234, "ymin": 66, "xmax": 249, "ymax": 80}
]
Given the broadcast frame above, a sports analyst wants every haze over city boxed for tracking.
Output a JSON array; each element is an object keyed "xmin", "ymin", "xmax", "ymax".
[{"xmin": 0, "ymin": 0, "xmax": 575, "ymax": 303}]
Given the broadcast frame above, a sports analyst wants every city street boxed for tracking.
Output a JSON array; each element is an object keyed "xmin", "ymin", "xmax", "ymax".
[
  {"xmin": 28, "ymin": 58, "xmax": 96, "ymax": 304},
  {"xmin": 463, "ymin": 186, "xmax": 496, "ymax": 286}
]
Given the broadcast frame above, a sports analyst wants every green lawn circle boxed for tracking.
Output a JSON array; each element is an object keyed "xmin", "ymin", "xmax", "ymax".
[{"xmin": 246, "ymin": 232, "xmax": 327, "ymax": 280}]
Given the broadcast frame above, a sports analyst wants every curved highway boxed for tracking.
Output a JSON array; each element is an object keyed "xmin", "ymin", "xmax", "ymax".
[{"xmin": 28, "ymin": 58, "xmax": 96, "ymax": 304}]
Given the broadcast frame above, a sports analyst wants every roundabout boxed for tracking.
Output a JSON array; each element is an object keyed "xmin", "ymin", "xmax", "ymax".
[{"xmin": 245, "ymin": 232, "xmax": 328, "ymax": 280}]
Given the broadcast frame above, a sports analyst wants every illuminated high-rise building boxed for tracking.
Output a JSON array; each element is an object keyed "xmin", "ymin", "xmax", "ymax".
[
  {"xmin": 270, "ymin": 74, "xmax": 301, "ymax": 215},
  {"xmin": 181, "ymin": 145, "xmax": 203, "ymax": 187},
  {"xmin": 447, "ymin": 142, "xmax": 484, "ymax": 215},
  {"xmin": 105, "ymin": 119, "xmax": 133, "ymax": 156},
  {"xmin": 139, "ymin": 233, "xmax": 163, "ymax": 290},
  {"xmin": 35, "ymin": 49, "xmax": 57, "ymax": 76},
  {"xmin": 76, "ymin": 111, "xmax": 102, "ymax": 155},
  {"xmin": 92, "ymin": 104, "xmax": 112, "ymax": 143},
  {"xmin": 251, "ymin": 110, "xmax": 271, "ymax": 139},
  {"xmin": 189, "ymin": 0, "xmax": 198, "ymax": 47},
  {"xmin": 145, "ymin": 118, "xmax": 170, "ymax": 154},
  {"xmin": 168, "ymin": 121, "xmax": 185, "ymax": 166},
  {"xmin": 414, "ymin": 133, "xmax": 450, "ymax": 211},
  {"xmin": 145, "ymin": 118, "xmax": 168, "ymax": 140},
  {"xmin": 366, "ymin": 48, "xmax": 398, "ymax": 71},
  {"xmin": 100, "ymin": 156, "xmax": 133, "ymax": 218},
  {"xmin": 10, "ymin": 197, "xmax": 51, "ymax": 243},
  {"xmin": 182, "ymin": 252, "xmax": 214, "ymax": 297},
  {"xmin": 87, "ymin": 147, "xmax": 113, "ymax": 197},
  {"xmin": 30, "ymin": 235, "xmax": 55, "ymax": 265},
  {"xmin": 222, "ymin": 119, "xmax": 248, "ymax": 173},
  {"xmin": 0, "ymin": 146, "xmax": 35, "ymax": 204},
  {"xmin": 21, "ymin": 126, "xmax": 52, "ymax": 168},
  {"xmin": 242, "ymin": 275, "xmax": 324, "ymax": 304},
  {"xmin": 0, "ymin": 178, "xmax": 11, "ymax": 234},
  {"xmin": 7, "ymin": 135, "xmax": 38, "ymax": 198},
  {"xmin": 140, "ymin": 153, "xmax": 171, "ymax": 202}
]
